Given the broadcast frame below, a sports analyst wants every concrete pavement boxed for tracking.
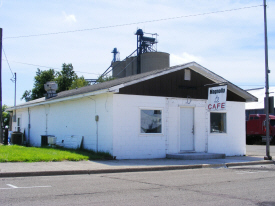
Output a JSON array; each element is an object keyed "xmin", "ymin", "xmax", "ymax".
[
  {"xmin": 0, "ymin": 155, "xmax": 274, "ymax": 178},
  {"xmin": 1, "ymin": 145, "xmax": 275, "ymax": 178}
]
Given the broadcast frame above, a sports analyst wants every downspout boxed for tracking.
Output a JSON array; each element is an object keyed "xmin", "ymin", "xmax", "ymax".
[
  {"xmin": 45, "ymin": 113, "xmax": 48, "ymax": 135},
  {"xmin": 95, "ymin": 115, "xmax": 99, "ymax": 152},
  {"xmin": 45, "ymin": 105, "xmax": 50, "ymax": 135},
  {"xmin": 28, "ymin": 107, "xmax": 30, "ymax": 145},
  {"xmin": 88, "ymin": 97, "xmax": 97, "ymax": 151},
  {"xmin": 165, "ymin": 98, "xmax": 169, "ymax": 154}
]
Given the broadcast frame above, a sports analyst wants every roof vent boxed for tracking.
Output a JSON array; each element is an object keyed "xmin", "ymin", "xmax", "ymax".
[
  {"xmin": 184, "ymin": 69, "xmax": 191, "ymax": 81},
  {"xmin": 44, "ymin": 81, "xmax": 58, "ymax": 99}
]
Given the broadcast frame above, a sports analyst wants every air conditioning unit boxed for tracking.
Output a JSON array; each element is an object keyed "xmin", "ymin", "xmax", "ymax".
[{"xmin": 48, "ymin": 136, "xmax": 57, "ymax": 145}]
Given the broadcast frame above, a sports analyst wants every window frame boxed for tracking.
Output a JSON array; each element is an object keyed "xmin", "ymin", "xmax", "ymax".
[
  {"xmin": 139, "ymin": 108, "xmax": 163, "ymax": 135},
  {"xmin": 210, "ymin": 112, "xmax": 227, "ymax": 134},
  {"xmin": 17, "ymin": 117, "xmax": 21, "ymax": 132},
  {"xmin": 184, "ymin": 69, "xmax": 191, "ymax": 81}
]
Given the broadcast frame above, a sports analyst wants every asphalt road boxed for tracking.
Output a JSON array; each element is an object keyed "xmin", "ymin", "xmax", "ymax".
[{"xmin": 1, "ymin": 164, "xmax": 275, "ymax": 206}]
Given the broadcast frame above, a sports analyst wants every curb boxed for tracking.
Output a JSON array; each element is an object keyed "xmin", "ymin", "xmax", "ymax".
[
  {"xmin": 0, "ymin": 165, "xmax": 202, "ymax": 178},
  {"xmin": 225, "ymin": 160, "xmax": 275, "ymax": 167},
  {"xmin": 0, "ymin": 160, "xmax": 274, "ymax": 178}
]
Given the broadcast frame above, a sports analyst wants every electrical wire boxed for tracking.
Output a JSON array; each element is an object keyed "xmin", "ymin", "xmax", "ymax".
[
  {"xmin": 2, "ymin": 47, "xmax": 15, "ymax": 79},
  {"xmin": 3, "ymin": 4, "xmax": 263, "ymax": 39},
  {"xmin": 1, "ymin": 59, "xmax": 101, "ymax": 76}
]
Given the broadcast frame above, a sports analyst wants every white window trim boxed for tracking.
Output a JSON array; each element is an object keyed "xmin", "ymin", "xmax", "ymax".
[
  {"xmin": 139, "ymin": 107, "xmax": 164, "ymax": 136},
  {"xmin": 16, "ymin": 117, "xmax": 21, "ymax": 132}
]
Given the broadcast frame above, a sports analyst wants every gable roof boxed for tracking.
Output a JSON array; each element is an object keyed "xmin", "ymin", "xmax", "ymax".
[{"xmin": 8, "ymin": 62, "xmax": 257, "ymax": 111}]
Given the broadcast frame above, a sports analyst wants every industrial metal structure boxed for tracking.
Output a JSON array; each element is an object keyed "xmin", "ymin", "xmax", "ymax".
[
  {"xmin": 97, "ymin": 29, "xmax": 170, "ymax": 82},
  {"xmin": 111, "ymin": 48, "xmax": 120, "ymax": 63},
  {"xmin": 111, "ymin": 29, "xmax": 169, "ymax": 78}
]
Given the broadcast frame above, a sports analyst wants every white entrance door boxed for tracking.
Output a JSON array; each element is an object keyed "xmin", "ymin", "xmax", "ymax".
[{"xmin": 180, "ymin": 107, "xmax": 194, "ymax": 151}]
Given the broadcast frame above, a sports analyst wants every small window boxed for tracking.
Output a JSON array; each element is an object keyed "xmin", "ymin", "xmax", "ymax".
[
  {"xmin": 17, "ymin": 117, "xmax": 21, "ymax": 132},
  {"xmin": 271, "ymin": 120, "xmax": 275, "ymax": 127},
  {"xmin": 254, "ymin": 116, "xmax": 260, "ymax": 120},
  {"xmin": 184, "ymin": 69, "xmax": 191, "ymax": 81},
  {"xmin": 141, "ymin": 110, "xmax": 162, "ymax": 133},
  {"xmin": 210, "ymin": 113, "xmax": 226, "ymax": 133},
  {"xmin": 250, "ymin": 116, "xmax": 254, "ymax": 120}
]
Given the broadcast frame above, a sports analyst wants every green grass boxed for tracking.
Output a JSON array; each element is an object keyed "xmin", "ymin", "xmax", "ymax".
[{"xmin": 0, "ymin": 145, "xmax": 113, "ymax": 162}]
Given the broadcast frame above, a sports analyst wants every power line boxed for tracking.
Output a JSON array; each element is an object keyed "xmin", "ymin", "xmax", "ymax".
[
  {"xmin": 238, "ymin": 85, "xmax": 275, "ymax": 86},
  {"xmin": 3, "ymin": 4, "xmax": 263, "ymax": 40},
  {"xmin": 2, "ymin": 47, "xmax": 14, "ymax": 79},
  {"xmin": 1, "ymin": 59, "xmax": 100, "ymax": 76}
]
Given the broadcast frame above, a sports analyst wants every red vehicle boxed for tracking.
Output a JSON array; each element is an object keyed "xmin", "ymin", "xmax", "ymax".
[{"xmin": 246, "ymin": 114, "xmax": 275, "ymax": 144}]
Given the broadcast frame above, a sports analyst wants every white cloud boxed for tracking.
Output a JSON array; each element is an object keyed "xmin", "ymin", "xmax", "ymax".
[
  {"xmin": 62, "ymin": 11, "xmax": 76, "ymax": 23},
  {"xmin": 170, "ymin": 52, "xmax": 202, "ymax": 66}
]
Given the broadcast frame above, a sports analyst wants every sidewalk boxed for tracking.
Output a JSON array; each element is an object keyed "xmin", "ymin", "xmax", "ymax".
[{"xmin": 0, "ymin": 155, "xmax": 274, "ymax": 178}]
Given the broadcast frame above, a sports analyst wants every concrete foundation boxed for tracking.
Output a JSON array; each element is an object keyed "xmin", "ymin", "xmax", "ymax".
[{"xmin": 166, "ymin": 153, "xmax": 226, "ymax": 160}]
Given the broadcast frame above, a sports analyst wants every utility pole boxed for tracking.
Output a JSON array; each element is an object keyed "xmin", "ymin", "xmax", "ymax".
[
  {"xmin": 14, "ymin": 72, "xmax": 16, "ymax": 124},
  {"xmin": 0, "ymin": 28, "xmax": 3, "ymax": 143},
  {"xmin": 263, "ymin": 0, "xmax": 272, "ymax": 160}
]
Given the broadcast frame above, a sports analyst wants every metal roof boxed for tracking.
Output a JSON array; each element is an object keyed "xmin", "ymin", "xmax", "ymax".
[{"xmin": 7, "ymin": 62, "xmax": 257, "ymax": 111}]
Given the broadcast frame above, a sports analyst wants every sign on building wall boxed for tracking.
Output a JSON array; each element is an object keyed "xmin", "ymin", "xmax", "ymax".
[{"xmin": 207, "ymin": 85, "xmax": 227, "ymax": 111}]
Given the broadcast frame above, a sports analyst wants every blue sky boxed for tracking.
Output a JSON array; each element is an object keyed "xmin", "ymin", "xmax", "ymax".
[{"xmin": 1, "ymin": 0, "xmax": 275, "ymax": 106}]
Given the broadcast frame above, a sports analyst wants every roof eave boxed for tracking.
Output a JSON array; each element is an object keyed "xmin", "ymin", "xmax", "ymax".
[
  {"xmin": 6, "ymin": 89, "xmax": 109, "ymax": 111},
  {"xmin": 190, "ymin": 63, "xmax": 258, "ymax": 102}
]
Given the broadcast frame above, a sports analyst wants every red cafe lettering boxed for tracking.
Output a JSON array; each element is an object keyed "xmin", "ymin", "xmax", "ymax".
[{"xmin": 208, "ymin": 102, "xmax": 225, "ymax": 110}]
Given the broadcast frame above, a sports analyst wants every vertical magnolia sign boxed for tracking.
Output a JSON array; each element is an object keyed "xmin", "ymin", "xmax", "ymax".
[{"xmin": 207, "ymin": 85, "xmax": 227, "ymax": 111}]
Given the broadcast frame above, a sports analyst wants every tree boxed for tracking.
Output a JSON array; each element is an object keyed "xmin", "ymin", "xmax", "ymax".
[
  {"xmin": 56, "ymin": 63, "xmax": 77, "ymax": 92},
  {"xmin": 69, "ymin": 76, "xmax": 90, "ymax": 90},
  {"xmin": 2, "ymin": 105, "xmax": 10, "ymax": 128},
  {"xmin": 21, "ymin": 68, "xmax": 56, "ymax": 101},
  {"xmin": 21, "ymin": 90, "xmax": 32, "ymax": 102},
  {"xmin": 32, "ymin": 68, "xmax": 56, "ymax": 99},
  {"xmin": 96, "ymin": 75, "xmax": 116, "ymax": 83},
  {"xmin": 21, "ymin": 63, "xmax": 90, "ymax": 101}
]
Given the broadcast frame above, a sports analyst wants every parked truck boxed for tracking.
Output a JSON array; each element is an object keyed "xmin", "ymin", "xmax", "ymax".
[{"xmin": 246, "ymin": 114, "xmax": 275, "ymax": 144}]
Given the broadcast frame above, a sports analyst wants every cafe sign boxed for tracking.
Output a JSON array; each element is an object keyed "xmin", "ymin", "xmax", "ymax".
[{"xmin": 207, "ymin": 85, "xmax": 227, "ymax": 111}]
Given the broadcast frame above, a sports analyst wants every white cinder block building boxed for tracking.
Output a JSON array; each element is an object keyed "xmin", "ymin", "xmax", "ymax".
[{"xmin": 8, "ymin": 62, "xmax": 257, "ymax": 159}]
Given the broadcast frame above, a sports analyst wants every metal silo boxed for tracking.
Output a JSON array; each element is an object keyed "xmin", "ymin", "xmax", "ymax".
[{"xmin": 140, "ymin": 52, "xmax": 170, "ymax": 73}]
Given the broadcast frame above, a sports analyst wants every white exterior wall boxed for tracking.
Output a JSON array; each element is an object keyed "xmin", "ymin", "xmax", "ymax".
[
  {"xmin": 112, "ymin": 94, "xmax": 208, "ymax": 159},
  {"xmin": 165, "ymin": 98, "xmax": 208, "ymax": 154},
  {"xmin": 113, "ymin": 94, "xmax": 246, "ymax": 159},
  {"xmin": 11, "ymin": 93, "xmax": 246, "ymax": 159},
  {"xmin": 112, "ymin": 94, "xmax": 166, "ymax": 159},
  {"xmin": 208, "ymin": 101, "xmax": 246, "ymax": 156},
  {"xmin": 11, "ymin": 109, "xmax": 29, "ymax": 136},
  {"xmin": 11, "ymin": 93, "xmax": 114, "ymax": 154}
]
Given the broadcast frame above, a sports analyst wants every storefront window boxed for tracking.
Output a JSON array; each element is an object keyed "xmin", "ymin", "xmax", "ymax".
[
  {"xmin": 210, "ymin": 113, "xmax": 226, "ymax": 133},
  {"xmin": 141, "ymin": 110, "xmax": 162, "ymax": 133}
]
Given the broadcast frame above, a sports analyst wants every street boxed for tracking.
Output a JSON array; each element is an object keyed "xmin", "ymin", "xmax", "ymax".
[{"xmin": 1, "ymin": 164, "xmax": 275, "ymax": 206}]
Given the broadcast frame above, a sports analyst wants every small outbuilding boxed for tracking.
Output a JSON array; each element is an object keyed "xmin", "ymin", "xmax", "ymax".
[{"xmin": 7, "ymin": 62, "xmax": 257, "ymax": 159}]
